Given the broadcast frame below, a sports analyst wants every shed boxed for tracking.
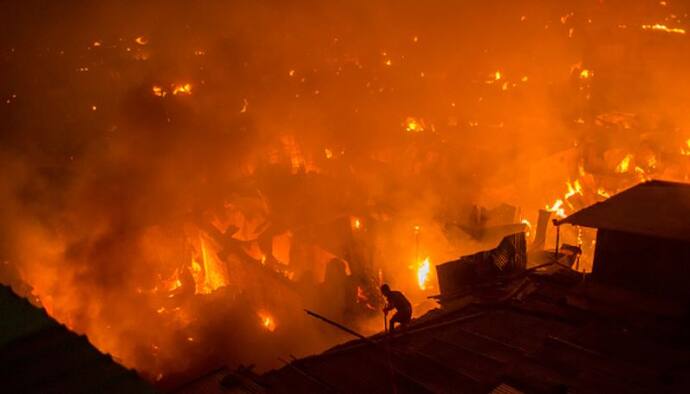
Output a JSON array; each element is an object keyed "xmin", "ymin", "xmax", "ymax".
[{"xmin": 556, "ymin": 180, "xmax": 690, "ymax": 302}]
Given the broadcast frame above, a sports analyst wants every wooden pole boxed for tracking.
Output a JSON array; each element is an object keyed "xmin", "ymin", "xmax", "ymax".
[
  {"xmin": 304, "ymin": 309, "xmax": 370, "ymax": 341},
  {"xmin": 553, "ymin": 219, "xmax": 560, "ymax": 260}
]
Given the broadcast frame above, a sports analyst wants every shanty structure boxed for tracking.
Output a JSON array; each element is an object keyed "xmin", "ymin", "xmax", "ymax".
[
  {"xmin": 556, "ymin": 180, "xmax": 690, "ymax": 302},
  {"xmin": 0, "ymin": 285, "xmax": 154, "ymax": 393},
  {"xmin": 220, "ymin": 266, "xmax": 690, "ymax": 393},
  {"xmin": 176, "ymin": 181, "xmax": 690, "ymax": 393}
]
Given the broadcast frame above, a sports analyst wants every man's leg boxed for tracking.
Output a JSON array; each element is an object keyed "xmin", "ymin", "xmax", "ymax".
[{"xmin": 389, "ymin": 312, "xmax": 402, "ymax": 333}]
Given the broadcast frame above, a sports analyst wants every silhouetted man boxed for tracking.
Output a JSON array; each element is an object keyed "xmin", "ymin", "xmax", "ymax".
[{"xmin": 380, "ymin": 284, "xmax": 412, "ymax": 332}]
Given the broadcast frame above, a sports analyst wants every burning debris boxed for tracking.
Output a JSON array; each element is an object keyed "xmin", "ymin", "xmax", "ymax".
[{"xmin": 2, "ymin": 0, "xmax": 690, "ymax": 387}]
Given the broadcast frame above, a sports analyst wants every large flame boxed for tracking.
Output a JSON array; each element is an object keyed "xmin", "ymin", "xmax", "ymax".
[{"xmin": 416, "ymin": 257, "xmax": 431, "ymax": 291}]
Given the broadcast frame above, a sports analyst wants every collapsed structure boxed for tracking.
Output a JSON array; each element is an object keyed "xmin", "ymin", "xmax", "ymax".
[{"xmin": 183, "ymin": 180, "xmax": 690, "ymax": 393}]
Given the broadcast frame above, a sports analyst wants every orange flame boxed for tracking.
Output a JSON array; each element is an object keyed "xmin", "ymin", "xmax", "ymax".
[
  {"xmin": 616, "ymin": 154, "xmax": 633, "ymax": 173},
  {"xmin": 350, "ymin": 216, "xmax": 362, "ymax": 230},
  {"xmin": 642, "ymin": 24, "xmax": 686, "ymax": 34},
  {"xmin": 190, "ymin": 236, "xmax": 229, "ymax": 295},
  {"xmin": 258, "ymin": 311, "xmax": 276, "ymax": 332},
  {"xmin": 172, "ymin": 83, "xmax": 192, "ymax": 96},
  {"xmin": 152, "ymin": 85, "xmax": 166, "ymax": 97},
  {"xmin": 404, "ymin": 117, "xmax": 424, "ymax": 132},
  {"xmin": 416, "ymin": 257, "xmax": 431, "ymax": 290}
]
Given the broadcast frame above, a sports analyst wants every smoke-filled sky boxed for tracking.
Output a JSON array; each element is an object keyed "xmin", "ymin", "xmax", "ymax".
[{"xmin": 2, "ymin": 0, "xmax": 690, "ymax": 385}]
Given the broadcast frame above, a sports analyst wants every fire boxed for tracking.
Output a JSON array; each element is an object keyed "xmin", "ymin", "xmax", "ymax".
[
  {"xmin": 579, "ymin": 69, "xmax": 592, "ymax": 79},
  {"xmin": 416, "ymin": 257, "xmax": 431, "ymax": 291},
  {"xmin": 350, "ymin": 216, "xmax": 362, "ymax": 230},
  {"xmin": 681, "ymin": 139, "xmax": 690, "ymax": 156},
  {"xmin": 152, "ymin": 85, "xmax": 165, "ymax": 97},
  {"xmin": 641, "ymin": 24, "xmax": 686, "ymax": 34},
  {"xmin": 521, "ymin": 219, "xmax": 532, "ymax": 239},
  {"xmin": 167, "ymin": 278, "xmax": 182, "ymax": 292},
  {"xmin": 258, "ymin": 311, "xmax": 276, "ymax": 332},
  {"xmin": 597, "ymin": 188, "xmax": 611, "ymax": 199},
  {"xmin": 565, "ymin": 179, "xmax": 583, "ymax": 199},
  {"xmin": 404, "ymin": 117, "xmax": 424, "ymax": 132},
  {"xmin": 11, "ymin": 0, "xmax": 690, "ymax": 383},
  {"xmin": 172, "ymin": 83, "xmax": 192, "ymax": 95},
  {"xmin": 190, "ymin": 236, "xmax": 230, "ymax": 295},
  {"xmin": 546, "ymin": 199, "xmax": 566, "ymax": 218},
  {"xmin": 616, "ymin": 154, "xmax": 633, "ymax": 173},
  {"xmin": 356, "ymin": 286, "xmax": 376, "ymax": 310}
]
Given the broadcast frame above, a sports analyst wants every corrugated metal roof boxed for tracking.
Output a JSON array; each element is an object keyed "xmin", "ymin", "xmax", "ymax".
[
  {"xmin": 251, "ymin": 267, "xmax": 690, "ymax": 393},
  {"xmin": 0, "ymin": 285, "xmax": 154, "ymax": 393},
  {"xmin": 557, "ymin": 180, "xmax": 690, "ymax": 241}
]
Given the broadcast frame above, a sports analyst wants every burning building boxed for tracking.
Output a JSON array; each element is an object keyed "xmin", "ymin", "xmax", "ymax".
[
  {"xmin": 220, "ymin": 182, "xmax": 690, "ymax": 393},
  {"xmin": 2, "ymin": 0, "xmax": 690, "ymax": 390}
]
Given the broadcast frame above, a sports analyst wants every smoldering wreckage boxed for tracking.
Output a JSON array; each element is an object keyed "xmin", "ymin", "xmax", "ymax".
[
  {"xmin": 3, "ymin": 1, "xmax": 690, "ymax": 393},
  {"xmin": 4, "ymin": 181, "xmax": 690, "ymax": 393}
]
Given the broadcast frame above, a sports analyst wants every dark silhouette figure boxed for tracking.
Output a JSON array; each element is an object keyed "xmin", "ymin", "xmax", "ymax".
[{"xmin": 380, "ymin": 284, "xmax": 412, "ymax": 332}]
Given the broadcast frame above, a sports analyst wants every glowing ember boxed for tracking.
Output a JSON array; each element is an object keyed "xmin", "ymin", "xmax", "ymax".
[
  {"xmin": 350, "ymin": 216, "xmax": 362, "ymax": 230},
  {"xmin": 579, "ymin": 69, "xmax": 593, "ymax": 79},
  {"xmin": 521, "ymin": 219, "xmax": 532, "ymax": 239},
  {"xmin": 597, "ymin": 188, "xmax": 612, "ymax": 199},
  {"xmin": 172, "ymin": 83, "xmax": 192, "ymax": 95},
  {"xmin": 641, "ymin": 24, "xmax": 686, "ymax": 34},
  {"xmin": 135, "ymin": 36, "xmax": 149, "ymax": 45},
  {"xmin": 404, "ymin": 117, "xmax": 424, "ymax": 132},
  {"xmin": 258, "ymin": 311, "xmax": 276, "ymax": 332},
  {"xmin": 152, "ymin": 85, "xmax": 166, "ymax": 97},
  {"xmin": 416, "ymin": 257, "xmax": 431, "ymax": 291}
]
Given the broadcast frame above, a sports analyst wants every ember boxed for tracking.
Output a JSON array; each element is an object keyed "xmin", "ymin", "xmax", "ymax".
[{"xmin": 258, "ymin": 311, "xmax": 277, "ymax": 332}]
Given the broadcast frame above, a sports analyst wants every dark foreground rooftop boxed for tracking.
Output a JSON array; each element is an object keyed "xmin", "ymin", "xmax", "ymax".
[
  {"xmin": 221, "ymin": 265, "xmax": 690, "ymax": 393},
  {"xmin": 0, "ymin": 285, "xmax": 154, "ymax": 394}
]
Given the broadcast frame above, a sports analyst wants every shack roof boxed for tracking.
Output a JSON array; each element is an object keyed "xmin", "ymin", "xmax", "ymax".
[
  {"xmin": 222, "ymin": 266, "xmax": 690, "ymax": 393},
  {"xmin": 558, "ymin": 180, "xmax": 690, "ymax": 241}
]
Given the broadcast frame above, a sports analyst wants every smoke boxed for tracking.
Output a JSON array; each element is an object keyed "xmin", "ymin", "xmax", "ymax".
[{"xmin": 2, "ymin": 0, "xmax": 690, "ymax": 385}]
